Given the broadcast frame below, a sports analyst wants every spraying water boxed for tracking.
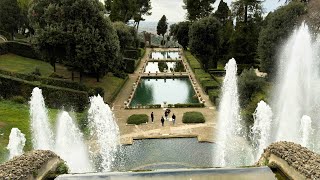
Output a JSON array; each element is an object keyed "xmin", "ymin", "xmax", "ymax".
[
  {"xmin": 274, "ymin": 23, "xmax": 318, "ymax": 143},
  {"xmin": 6, "ymin": 128, "xmax": 26, "ymax": 159},
  {"xmin": 29, "ymin": 87, "xmax": 54, "ymax": 150},
  {"xmin": 251, "ymin": 101, "xmax": 273, "ymax": 162},
  {"xmin": 55, "ymin": 111, "xmax": 93, "ymax": 173},
  {"xmin": 214, "ymin": 58, "xmax": 253, "ymax": 167},
  {"xmin": 88, "ymin": 95, "xmax": 120, "ymax": 172},
  {"xmin": 300, "ymin": 115, "xmax": 313, "ymax": 148}
]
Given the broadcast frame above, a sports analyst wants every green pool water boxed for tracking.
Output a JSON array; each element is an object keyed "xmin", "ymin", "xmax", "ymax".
[
  {"xmin": 151, "ymin": 51, "xmax": 180, "ymax": 59},
  {"xmin": 130, "ymin": 78, "xmax": 199, "ymax": 106},
  {"xmin": 144, "ymin": 61, "xmax": 185, "ymax": 73}
]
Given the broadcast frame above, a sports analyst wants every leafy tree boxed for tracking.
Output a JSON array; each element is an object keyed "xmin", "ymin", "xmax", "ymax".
[
  {"xmin": 0, "ymin": 0, "xmax": 21, "ymax": 39},
  {"xmin": 18, "ymin": 0, "xmax": 33, "ymax": 36},
  {"xmin": 30, "ymin": 0, "xmax": 120, "ymax": 82},
  {"xmin": 157, "ymin": 15, "xmax": 168, "ymax": 43},
  {"xmin": 113, "ymin": 22, "xmax": 135, "ymax": 51},
  {"xmin": 214, "ymin": 0, "xmax": 233, "ymax": 63},
  {"xmin": 176, "ymin": 21, "xmax": 190, "ymax": 50},
  {"xmin": 169, "ymin": 23, "xmax": 179, "ymax": 41},
  {"xmin": 231, "ymin": 0, "xmax": 263, "ymax": 23},
  {"xmin": 189, "ymin": 16, "xmax": 222, "ymax": 69},
  {"xmin": 183, "ymin": 0, "xmax": 215, "ymax": 21},
  {"xmin": 258, "ymin": 1, "xmax": 305, "ymax": 76},
  {"xmin": 106, "ymin": 0, "xmax": 151, "ymax": 30}
]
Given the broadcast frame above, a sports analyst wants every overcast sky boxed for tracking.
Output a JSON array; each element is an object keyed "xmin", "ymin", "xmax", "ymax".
[{"xmin": 144, "ymin": 0, "xmax": 287, "ymax": 22}]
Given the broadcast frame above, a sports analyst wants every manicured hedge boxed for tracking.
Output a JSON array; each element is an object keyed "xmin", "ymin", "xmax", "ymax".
[
  {"xmin": 182, "ymin": 112, "xmax": 205, "ymax": 123},
  {"xmin": 127, "ymin": 114, "xmax": 148, "ymax": 125},
  {"xmin": 124, "ymin": 57, "xmax": 136, "ymax": 73},
  {"xmin": 0, "ymin": 43, "xmax": 8, "ymax": 55},
  {"xmin": 0, "ymin": 74, "xmax": 88, "ymax": 111},
  {"xmin": 208, "ymin": 89, "xmax": 220, "ymax": 106},
  {"xmin": 0, "ymin": 69, "xmax": 88, "ymax": 91},
  {"xmin": 124, "ymin": 49, "xmax": 139, "ymax": 59},
  {"xmin": 4, "ymin": 41, "xmax": 40, "ymax": 59},
  {"xmin": 174, "ymin": 103, "xmax": 204, "ymax": 108},
  {"xmin": 185, "ymin": 51, "xmax": 202, "ymax": 71},
  {"xmin": 201, "ymin": 80, "xmax": 220, "ymax": 93}
]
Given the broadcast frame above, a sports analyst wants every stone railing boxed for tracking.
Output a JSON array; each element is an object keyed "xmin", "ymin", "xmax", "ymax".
[
  {"xmin": 258, "ymin": 141, "xmax": 320, "ymax": 179},
  {"xmin": 0, "ymin": 150, "xmax": 66, "ymax": 180}
]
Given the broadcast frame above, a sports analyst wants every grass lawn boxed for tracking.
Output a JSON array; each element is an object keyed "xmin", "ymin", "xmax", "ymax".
[
  {"xmin": 0, "ymin": 53, "xmax": 54, "ymax": 77},
  {"xmin": 0, "ymin": 100, "xmax": 89, "ymax": 164},
  {"xmin": 83, "ymin": 73, "xmax": 125, "ymax": 103}
]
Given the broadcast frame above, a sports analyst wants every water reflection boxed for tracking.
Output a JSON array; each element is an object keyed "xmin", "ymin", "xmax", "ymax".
[
  {"xmin": 144, "ymin": 61, "xmax": 185, "ymax": 73},
  {"xmin": 151, "ymin": 52, "xmax": 180, "ymax": 59},
  {"xmin": 130, "ymin": 78, "xmax": 198, "ymax": 106}
]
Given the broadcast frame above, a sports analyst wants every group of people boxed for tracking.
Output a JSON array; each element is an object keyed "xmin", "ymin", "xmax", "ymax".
[{"xmin": 150, "ymin": 109, "xmax": 176, "ymax": 127}]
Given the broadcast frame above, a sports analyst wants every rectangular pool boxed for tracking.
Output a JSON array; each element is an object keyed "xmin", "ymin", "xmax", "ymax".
[
  {"xmin": 130, "ymin": 78, "xmax": 199, "ymax": 107},
  {"xmin": 151, "ymin": 51, "xmax": 180, "ymax": 59},
  {"xmin": 144, "ymin": 61, "xmax": 185, "ymax": 73}
]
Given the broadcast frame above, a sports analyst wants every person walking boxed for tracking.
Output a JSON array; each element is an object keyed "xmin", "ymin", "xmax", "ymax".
[
  {"xmin": 161, "ymin": 116, "xmax": 165, "ymax": 126},
  {"xmin": 172, "ymin": 113, "xmax": 176, "ymax": 125},
  {"xmin": 151, "ymin": 112, "xmax": 154, "ymax": 123}
]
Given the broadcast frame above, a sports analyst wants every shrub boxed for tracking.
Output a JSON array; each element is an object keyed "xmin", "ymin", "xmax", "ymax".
[
  {"xmin": 11, "ymin": 96, "xmax": 26, "ymax": 104},
  {"xmin": 182, "ymin": 112, "xmax": 205, "ymax": 123},
  {"xmin": 113, "ymin": 69, "xmax": 128, "ymax": 79},
  {"xmin": 0, "ymin": 74, "xmax": 88, "ymax": 111},
  {"xmin": 124, "ymin": 49, "xmax": 139, "ymax": 59},
  {"xmin": 174, "ymin": 103, "xmax": 204, "ymax": 108},
  {"xmin": 5, "ymin": 41, "xmax": 40, "ymax": 59},
  {"xmin": 40, "ymin": 78, "xmax": 88, "ymax": 91},
  {"xmin": 88, "ymin": 87, "xmax": 105, "ymax": 98},
  {"xmin": 201, "ymin": 80, "xmax": 220, "ymax": 93},
  {"xmin": 49, "ymin": 72, "xmax": 64, "ymax": 79},
  {"xmin": 56, "ymin": 162, "xmax": 69, "ymax": 174},
  {"xmin": 146, "ymin": 104, "xmax": 161, "ymax": 108},
  {"xmin": 0, "ymin": 43, "xmax": 8, "ymax": 55},
  {"xmin": 127, "ymin": 114, "xmax": 148, "ymax": 125},
  {"xmin": 208, "ymin": 89, "xmax": 220, "ymax": 106},
  {"xmin": 124, "ymin": 58, "xmax": 136, "ymax": 73}
]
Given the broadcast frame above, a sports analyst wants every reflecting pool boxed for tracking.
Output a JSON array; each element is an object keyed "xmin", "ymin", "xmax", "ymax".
[
  {"xmin": 144, "ymin": 61, "xmax": 185, "ymax": 73},
  {"xmin": 130, "ymin": 78, "xmax": 199, "ymax": 106},
  {"xmin": 151, "ymin": 51, "xmax": 180, "ymax": 59}
]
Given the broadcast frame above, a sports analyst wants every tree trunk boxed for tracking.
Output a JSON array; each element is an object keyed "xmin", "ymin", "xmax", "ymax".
[
  {"xmin": 71, "ymin": 70, "xmax": 74, "ymax": 81},
  {"xmin": 53, "ymin": 62, "xmax": 56, "ymax": 72},
  {"xmin": 80, "ymin": 71, "xmax": 83, "ymax": 83},
  {"xmin": 136, "ymin": 21, "xmax": 140, "ymax": 32},
  {"xmin": 244, "ymin": 4, "xmax": 248, "ymax": 23},
  {"xmin": 96, "ymin": 71, "xmax": 100, "ymax": 82}
]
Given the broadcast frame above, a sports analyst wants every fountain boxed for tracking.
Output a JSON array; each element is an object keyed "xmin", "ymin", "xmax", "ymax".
[
  {"xmin": 29, "ymin": 87, "xmax": 54, "ymax": 150},
  {"xmin": 274, "ymin": 23, "xmax": 319, "ymax": 143},
  {"xmin": 251, "ymin": 101, "xmax": 273, "ymax": 162},
  {"xmin": 300, "ymin": 115, "xmax": 313, "ymax": 149},
  {"xmin": 55, "ymin": 111, "xmax": 93, "ymax": 173},
  {"xmin": 214, "ymin": 58, "xmax": 253, "ymax": 167},
  {"xmin": 6, "ymin": 128, "xmax": 26, "ymax": 159},
  {"xmin": 88, "ymin": 95, "xmax": 120, "ymax": 172}
]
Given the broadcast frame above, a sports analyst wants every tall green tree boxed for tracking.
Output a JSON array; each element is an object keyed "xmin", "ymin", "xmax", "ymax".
[
  {"xmin": 30, "ymin": 0, "xmax": 120, "ymax": 82},
  {"xmin": 157, "ymin": 15, "xmax": 168, "ymax": 44},
  {"xmin": 258, "ymin": 1, "xmax": 305, "ymax": 76},
  {"xmin": 0, "ymin": 0, "xmax": 21, "ymax": 39},
  {"xmin": 189, "ymin": 16, "xmax": 222, "ymax": 69},
  {"xmin": 113, "ymin": 21, "xmax": 136, "ymax": 51},
  {"xmin": 106, "ymin": 0, "xmax": 152, "ymax": 30},
  {"xmin": 183, "ymin": 0, "xmax": 215, "ymax": 21},
  {"xmin": 18, "ymin": 0, "xmax": 33, "ymax": 35},
  {"xmin": 232, "ymin": 0, "xmax": 263, "ymax": 23},
  {"xmin": 176, "ymin": 21, "xmax": 190, "ymax": 50}
]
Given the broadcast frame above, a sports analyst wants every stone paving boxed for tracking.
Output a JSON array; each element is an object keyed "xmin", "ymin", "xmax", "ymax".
[{"xmin": 113, "ymin": 48, "xmax": 218, "ymax": 144}]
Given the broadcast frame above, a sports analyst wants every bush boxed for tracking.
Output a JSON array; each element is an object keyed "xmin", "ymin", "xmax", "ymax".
[
  {"xmin": 11, "ymin": 96, "xmax": 26, "ymax": 104},
  {"xmin": 113, "ymin": 69, "xmax": 128, "ymax": 79},
  {"xmin": 182, "ymin": 112, "xmax": 205, "ymax": 123},
  {"xmin": 174, "ymin": 103, "xmax": 204, "ymax": 108},
  {"xmin": 5, "ymin": 41, "xmax": 40, "ymax": 59},
  {"xmin": 208, "ymin": 89, "xmax": 220, "ymax": 106},
  {"xmin": 146, "ymin": 104, "xmax": 162, "ymax": 108},
  {"xmin": 127, "ymin": 114, "xmax": 148, "ymax": 125},
  {"xmin": 201, "ymin": 80, "xmax": 220, "ymax": 93},
  {"xmin": 124, "ymin": 58, "xmax": 136, "ymax": 73},
  {"xmin": 238, "ymin": 68, "xmax": 266, "ymax": 108},
  {"xmin": 124, "ymin": 49, "xmax": 139, "ymax": 59},
  {"xmin": 56, "ymin": 162, "xmax": 69, "ymax": 174},
  {"xmin": 49, "ymin": 72, "xmax": 64, "ymax": 79},
  {"xmin": 0, "ymin": 43, "xmax": 8, "ymax": 55},
  {"xmin": 0, "ymin": 74, "xmax": 88, "ymax": 111}
]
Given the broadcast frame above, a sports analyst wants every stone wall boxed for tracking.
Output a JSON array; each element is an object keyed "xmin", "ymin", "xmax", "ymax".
[
  {"xmin": 0, "ymin": 150, "xmax": 65, "ymax": 180},
  {"xmin": 258, "ymin": 141, "xmax": 320, "ymax": 179}
]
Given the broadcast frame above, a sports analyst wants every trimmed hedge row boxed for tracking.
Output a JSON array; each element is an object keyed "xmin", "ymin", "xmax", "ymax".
[
  {"xmin": 185, "ymin": 51, "xmax": 202, "ymax": 71},
  {"xmin": 0, "ymin": 69, "xmax": 88, "ymax": 91},
  {"xmin": 124, "ymin": 57, "xmax": 136, "ymax": 73},
  {"xmin": 127, "ymin": 114, "xmax": 148, "ymax": 125},
  {"xmin": 1, "ymin": 41, "xmax": 40, "ymax": 59},
  {"xmin": 124, "ymin": 49, "xmax": 140, "ymax": 59},
  {"xmin": 0, "ymin": 74, "xmax": 88, "ymax": 111},
  {"xmin": 182, "ymin": 112, "xmax": 205, "ymax": 123},
  {"xmin": 174, "ymin": 103, "xmax": 205, "ymax": 108},
  {"xmin": 208, "ymin": 89, "xmax": 220, "ymax": 106}
]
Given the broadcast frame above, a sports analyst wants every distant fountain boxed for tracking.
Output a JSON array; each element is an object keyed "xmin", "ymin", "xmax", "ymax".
[
  {"xmin": 251, "ymin": 101, "xmax": 273, "ymax": 162},
  {"xmin": 88, "ymin": 95, "xmax": 120, "ymax": 172},
  {"xmin": 6, "ymin": 128, "xmax": 26, "ymax": 159},
  {"xmin": 55, "ymin": 111, "xmax": 93, "ymax": 173},
  {"xmin": 300, "ymin": 115, "xmax": 313, "ymax": 148},
  {"xmin": 214, "ymin": 58, "xmax": 253, "ymax": 167},
  {"xmin": 29, "ymin": 87, "xmax": 54, "ymax": 150}
]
